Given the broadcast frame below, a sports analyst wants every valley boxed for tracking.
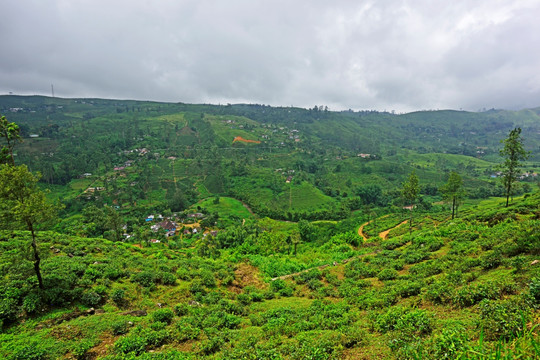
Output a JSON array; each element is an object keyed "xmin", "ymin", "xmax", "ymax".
[{"xmin": 0, "ymin": 96, "xmax": 539, "ymax": 359}]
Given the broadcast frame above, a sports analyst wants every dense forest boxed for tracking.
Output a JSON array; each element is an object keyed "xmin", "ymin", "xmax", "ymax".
[{"xmin": 0, "ymin": 95, "xmax": 539, "ymax": 359}]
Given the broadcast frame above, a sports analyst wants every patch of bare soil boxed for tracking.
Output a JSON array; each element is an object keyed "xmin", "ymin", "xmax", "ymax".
[
  {"xmin": 229, "ymin": 262, "xmax": 268, "ymax": 293},
  {"xmin": 233, "ymin": 136, "xmax": 261, "ymax": 144},
  {"xmin": 357, "ymin": 221, "xmax": 369, "ymax": 240}
]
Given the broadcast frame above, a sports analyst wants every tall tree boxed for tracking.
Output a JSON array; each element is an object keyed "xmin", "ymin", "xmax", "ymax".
[
  {"xmin": 440, "ymin": 171, "xmax": 465, "ymax": 219},
  {"xmin": 0, "ymin": 164, "xmax": 57, "ymax": 289},
  {"xmin": 298, "ymin": 219, "xmax": 315, "ymax": 243},
  {"xmin": 499, "ymin": 128, "xmax": 529, "ymax": 207},
  {"xmin": 0, "ymin": 114, "xmax": 22, "ymax": 165},
  {"xmin": 402, "ymin": 170, "xmax": 419, "ymax": 233},
  {"xmin": 105, "ymin": 206, "xmax": 124, "ymax": 242}
]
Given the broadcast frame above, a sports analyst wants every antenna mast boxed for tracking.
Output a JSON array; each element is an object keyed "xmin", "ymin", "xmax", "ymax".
[{"xmin": 51, "ymin": 84, "xmax": 54, "ymax": 98}]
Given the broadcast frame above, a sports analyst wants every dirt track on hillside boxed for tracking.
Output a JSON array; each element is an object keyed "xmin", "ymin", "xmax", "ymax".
[
  {"xmin": 357, "ymin": 221, "xmax": 369, "ymax": 240},
  {"xmin": 378, "ymin": 220, "xmax": 408, "ymax": 240},
  {"xmin": 270, "ymin": 252, "xmax": 377, "ymax": 281},
  {"xmin": 233, "ymin": 136, "xmax": 261, "ymax": 144}
]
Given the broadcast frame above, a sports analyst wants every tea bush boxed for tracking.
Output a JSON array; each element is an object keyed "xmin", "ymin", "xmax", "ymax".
[
  {"xmin": 429, "ymin": 324, "xmax": 469, "ymax": 359},
  {"xmin": 529, "ymin": 277, "xmax": 540, "ymax": 304},
  {"xmin": 377, "ymin": 268, "xmax": 398, "ymax": 281},
  {"xmin": 370, "ymin": 306, "xmax": 432, "ymax": 335},
  {"xmin": 110, "ymin": 288, "xmax": 126, "ymax": 306},
  {"xmin": 152, "ymin": 308, "xmax": 174, "ymax": 324},
  {"xmin": 131, "ymin": 271, "xmax": 157, "ymax": 288},
  {"xmin": 477, "ymin": 299, "xmax": 530, "ymax": 340}
]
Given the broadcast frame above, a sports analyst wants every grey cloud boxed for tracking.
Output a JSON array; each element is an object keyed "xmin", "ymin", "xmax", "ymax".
[{"xmin": 1, "ymin": 0, "xmax": 539, "ymax": 112}]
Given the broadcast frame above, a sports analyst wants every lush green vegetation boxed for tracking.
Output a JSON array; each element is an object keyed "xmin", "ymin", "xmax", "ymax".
[{"xmin": 1, "ymin": 97, "xmax": 539, "ymax": 359}]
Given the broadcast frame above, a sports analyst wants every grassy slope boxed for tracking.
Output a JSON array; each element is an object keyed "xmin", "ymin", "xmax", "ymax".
[{"xmin": 1, "ymin": 192, "xmax": 539, "ymax": 359}]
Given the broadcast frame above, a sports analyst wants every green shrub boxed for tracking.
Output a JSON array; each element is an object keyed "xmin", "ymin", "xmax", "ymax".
[
  {"xmin": 199, "ymin": 334, "xmax": 225, "ymax": 355},
  {"xmin": 378, "ymin": 268, "xmax": 398, "ymax": 281},
  {"xmin": 174, "ymin": 303, "xmax": 189, "ymax": 316},
  {"xmin": 22, "ymin": 292, "xmax": 42, "ymax": 314},
  {"xmin": 382, "ymin": 237, "xmax": 408, "ymax": 250},
  {"xmin": 160, "ymin": 272, "xmax": 176, "ymax": 285},
  {"xmin": 480, "ymin": 250, "xmax": 502, "ymax": 270},
  {"xmin": 152, "ymin": 308, "xmax": 174, "ymax": 324},
  {"xmin": 237, "ymin": 293, "xmax": 252, "ymax": 306},
  {"xmin": 356, "ymin": 288, "xmax": 398, "ymax": 310},
  {"xmin": 323, "ymin": 272, "xmax": 341, "ymax": 287},
  {"xmin": 111, "ymin": 320, "xmax": 129, "ymax": 335},
  {"xmin": 114, "ymin": 327, "xmax": 171, "ymax": 355},
  {"xmin": 270, "ymin": 279, "xmax": 294, "ymax": 297},
  {"xmin": 81, "ymin": 290, "xmax": 102, "ymax": 307},
  {"xmin": 200, "ymin": 270, "xmax": 216, "ymax": 288},
  {"xmin": 0, "ymin": 296, "xmax": 18, "ymax": 324},
  {"xmin": 478, "ymin": 299, "xmax": 530, "ymax": 340},
  {"xmin": 371, "ymin": 306, "xmax": 432, "ymax": 336},
  {"xmin": 72, "ymin": 339, "xmax": 96, "ymax": 360},
  {"xmin": 218, "ymin": 299, "xmax": 244, "ymax": 316},
  {"xmin": 338, "ymin": 279, "xmax": 370, "ymax": 298},
  {"xmin": 395, "ymin": 281, "xmax": 422, "ymax": 298},
  {"xmin": 411, "ymin": 235, "xmax": 444, "ymax": 252},
  {"xmin": 452, "ymin": 282, "xmax": 500, "ymax": 308},
  {"xmin": 131, "ymin": 271, "xmax": 156, "ymax": 287},
  {"xmin": 201, "ymin": 291, "xmax": 223, "ymax": 305},
  {"xmin": 114, "ymin": 334, "xmax": 147, "ymax": 355},
  {"xmin": 343, "ymin": 326, "xmax": 368, "ymax": 348},
  {"xmin": 295, "ymin": 269, "xmax": 322, "ymax": 284},
  {"xmin": 409, "ymin": 260, "xmax": 445, "ymax": 277},
  {"xmin": 10, "ymin": 340, "xmax": 49, "ymax": 360},
  {"xmin": 430, "ymin": 324, "xmax": 469, "ymax": 359},
  {"xmin": 189, "ymin": 279, "xmax": 207, "ymax": 296},
  {"xmin": 175, "ymin": 322, "xmax": 200, "ymax": 341},
  {"xmin": 176, "ymin": 268, "xmax": 193, "ymax": 280},
  {"xmin": 425, "ymin": 280, "xmax": 454, "ymax": 305},
  {"xmin": 529, "ymin": 277, "xmax": 540, "ymax": 304},
  {"xmin": 103, "ymin": 264, "xmax": 125, "ymax": 280},
  {"xmin": 401, "ymin": 249, "xmax": 430, "ymax": 264},
  {"xmin": 111, "ymin": 288, "xmax": 126, "ymax": 305},
  {"xmin": 307, "ymin": 279, "xmax": 323, "ymax": 291},
  {"xmin": 201, "ymin": 311, "xmax": 241, "ymax": 330},
  {"xmin": 84, "ymin": 264, "xmax": 104, "ymax": 281},
  {"xmin": 150, "ymin": 321, "xmax": 166, "ymax": 331},
  {"xmin": 344, "ymin": 260, "xmax": 378, "ymax": 279}
]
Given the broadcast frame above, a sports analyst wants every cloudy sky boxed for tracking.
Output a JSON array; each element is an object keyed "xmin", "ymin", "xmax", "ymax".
[{"xmin": 1, "ymin": 1, "xmax": 539, "ymax": 112}]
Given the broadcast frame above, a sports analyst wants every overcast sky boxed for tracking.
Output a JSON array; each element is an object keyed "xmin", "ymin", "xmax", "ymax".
[{"xmin": 1, "ymin": 1, "xmax": 539, "ymax": 112}]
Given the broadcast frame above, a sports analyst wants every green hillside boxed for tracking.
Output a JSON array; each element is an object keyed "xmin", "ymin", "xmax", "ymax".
[
  {"xmin": 1, "ymin": 192, "xmax": 539, "ymax": 359},
  {"xmin": 2, "ymin": 95, "xmax": 539, "ymax": 221},
  {"xmin": 1, "ymin": 96, "xmax": 539, "ymax": 359}
]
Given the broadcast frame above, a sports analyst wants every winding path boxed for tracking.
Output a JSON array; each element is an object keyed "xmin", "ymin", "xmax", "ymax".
[
  {"xmin": 270, "ymin": 252, "xmax": 377, "ymax": 281},
  {"xmin": 271, "ymin": 215, "xmax": 412, "ymax": 282},
  {"xmin": 357, "ymin": 221, "xmax": 370, "ymax": 240},
  {"xmin": 378, "ymin": 220, "xmax": 408, "ymax": 240}
]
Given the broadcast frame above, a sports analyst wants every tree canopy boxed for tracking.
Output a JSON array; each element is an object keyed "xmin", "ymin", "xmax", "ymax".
[
  {"xmin": 499, "ymin": 127, "xmax": 529, "ymax": 207},
  {"xmin": 0, "ymin": 164, "xmax": 57, "ymax": 288},
  {"xmin": 440, "ymin": 171, "xmax": 465, "ymax": 219},
  {"xmin": 0, "ymin": 114, "xmax": 22, "ymax": 165}
]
